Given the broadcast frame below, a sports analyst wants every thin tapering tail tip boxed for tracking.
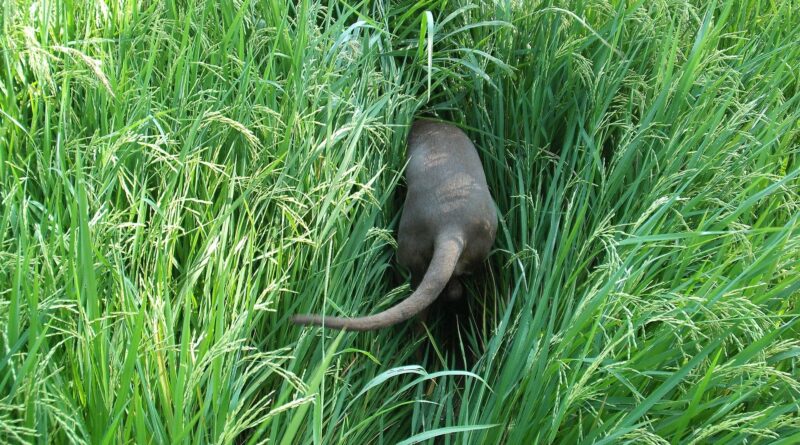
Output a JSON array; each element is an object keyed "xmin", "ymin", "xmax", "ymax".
[
  {"xmin": 292, "ymin": 314, "xmax": 354, "ymax": 330},
  {"xmin": 291, "ymin": 314, "xmax": 314, "ymax": 326}
]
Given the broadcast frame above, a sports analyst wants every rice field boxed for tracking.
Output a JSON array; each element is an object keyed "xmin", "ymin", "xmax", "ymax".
[{"xmin": 1, "ymin": 0, "xmax": 799, "ymax": 443}]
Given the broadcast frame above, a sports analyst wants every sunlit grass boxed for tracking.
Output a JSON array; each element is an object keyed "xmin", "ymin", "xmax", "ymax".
[{"xmin": 1, "ymin": 0, "xmax": 798, "ymax": 443}]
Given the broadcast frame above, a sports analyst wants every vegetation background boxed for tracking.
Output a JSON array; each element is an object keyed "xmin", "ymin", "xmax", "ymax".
[{"xmin": 1, "ymin": 0, "xmax": 798, "ymax": 443}]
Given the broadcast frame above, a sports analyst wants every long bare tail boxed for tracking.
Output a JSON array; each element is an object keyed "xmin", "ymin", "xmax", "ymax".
[{"xmin": 291, "ymin": 233, "xmax": 464, "ymax": 331}]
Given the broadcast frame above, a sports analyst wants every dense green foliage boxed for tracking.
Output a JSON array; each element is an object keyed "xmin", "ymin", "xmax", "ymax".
[{"xmin": 1, "ymin": 0, "xmax": 798, "ymax": 443}]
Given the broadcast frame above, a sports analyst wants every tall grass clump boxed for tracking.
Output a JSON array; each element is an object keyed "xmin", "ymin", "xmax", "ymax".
[{"xmin": 1, "ymin": 0, "xmax": 798, "ymax": 443}]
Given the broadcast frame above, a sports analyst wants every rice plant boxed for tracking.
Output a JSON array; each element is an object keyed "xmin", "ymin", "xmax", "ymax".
[{"xmin": 1, "ymin": 0, "xmax": 798, "ymax": 443}]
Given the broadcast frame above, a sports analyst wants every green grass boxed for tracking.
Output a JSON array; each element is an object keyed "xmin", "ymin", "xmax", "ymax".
[{"xmin": 1, "ymin": 0, "xmax": 799, "ymax": 443}]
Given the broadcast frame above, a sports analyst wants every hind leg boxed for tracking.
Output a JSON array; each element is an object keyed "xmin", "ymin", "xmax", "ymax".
[{"xmin": 444, "ymin": 277, "xmax": 463, "ymax": 301}]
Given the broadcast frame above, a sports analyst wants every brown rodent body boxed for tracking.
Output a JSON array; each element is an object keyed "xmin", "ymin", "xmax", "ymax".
[{"xmin": 292, "ymin": 120, "xmax": 497, "ymax": 331}]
